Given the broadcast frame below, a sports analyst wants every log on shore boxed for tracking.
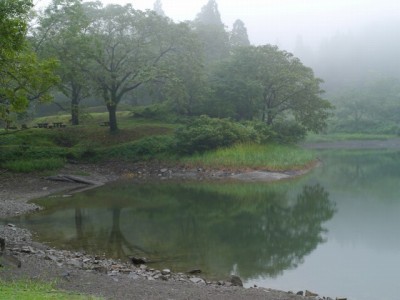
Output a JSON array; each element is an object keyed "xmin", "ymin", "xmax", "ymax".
[{"xmin": 45, "ymin": 174, "xmax": 101, "ymax": 185}]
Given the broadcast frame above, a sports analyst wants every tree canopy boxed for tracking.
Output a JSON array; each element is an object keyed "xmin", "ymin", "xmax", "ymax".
[
  {"xmin": 210, "ymin": 45, "xmax": 332, "ymax": 132},
  {"xmin": 0, "ymin": 0, "xmax": 58, "ymax": 125}
]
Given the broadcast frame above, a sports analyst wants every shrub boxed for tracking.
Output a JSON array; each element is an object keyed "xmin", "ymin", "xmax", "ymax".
[
  {"xmin": 131, "ymin": 104, "xmax": 174, "ymax": 120},
  {"xmin": 103, "ymin": 135, "xmax": 175, "ymax": 160},
  {"xmin": 271, "ymin": 120, "xmax": 307, "ymax": 144},
  {"xmin": 175, "ymin": 116, "xmax": 258, "ymax": 154}
]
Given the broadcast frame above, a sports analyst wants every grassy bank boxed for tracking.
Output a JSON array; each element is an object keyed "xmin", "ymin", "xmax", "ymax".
[
  {"xmin": 306, "ymin": 132, "xmax": 397, "ymax": 143},
  {"xmin": 179, "ymin": 143, "xmax": 315, "ymax": 171},
  {"xmin": 1, "ymin": 112, "xmax": 316, "ymax": 172},
  {"xmin": 0, "ymin": 280, "xmax": 101, "ymax": 299}
]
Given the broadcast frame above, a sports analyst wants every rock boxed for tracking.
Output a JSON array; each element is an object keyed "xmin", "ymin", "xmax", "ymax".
[
  {"xmin": 296, "ymin": 291, "xmax": 304, "ymax": 296},
  {"xmin": 21, "ymin": 246, "xmax": 35, "ymax": 254},
  {"xmin": 160, "ymin": 168, "xmax": 168, "ymax": 173},
  {"xmin": 161, "ymin": 268, "xmax": 171, "ymax": 275},
  {"xmin": 7, "ymin": 223, "xmax": 16, "ymax": 228},
  {"xmin": 128, "ymin": 272, "xmax": 139, "ymax": 280},
  {"xmin": 305, "ymin": 290, "xmax": 318, "ymax": 297},
  {"xmin": 160, "ymin": 275, "xmax": 169, "ymax": 281},
  {"xmin": 92, "ymin": 266, "xmax": 107, "ymax": 274},
  {"xmin": 108, "ymin": 270, "xmax": 119, "ymax": 276},
  {"xmin": 187, "ymin": 269, "xmax": 202, "ymax": 274},
  {"xmin": 44, "ymin": 254, "xmax": 59, "ymax": 262},
  {"xmin": 131, "ymin": 256, "xmax": 147, "ymax": 265},
  {"xmin": 229, "ymin": 275, "xmax": 243, "ymax": 287},
  {"xmin": 0, "ymin": 254, "xmax": 21, "ymax": 268},
  {"xmin": 190, "ymin": 277, "xmax": 205, "ymax": 284},
  {"xmin": 139, "ymin": 264, "xmax": 147, "ymax": 270},
  {"xmin": 66, "ymin": 259, "xmax": 82, "ymax": 268},
  {"xmin": 335, "ymin": 298, "xmax": 347, "ymax": 300}
]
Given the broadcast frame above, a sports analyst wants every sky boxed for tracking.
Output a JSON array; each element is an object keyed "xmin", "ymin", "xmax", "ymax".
[{"xmin": 34, "ymin": 0, "xmax": 400, "ymax": 51}]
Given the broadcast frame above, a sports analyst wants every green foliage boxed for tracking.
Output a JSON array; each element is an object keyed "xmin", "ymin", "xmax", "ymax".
[
  {"xmin": 271, "ymin": 120, "xmax": 307, "ymax": 144},
  {"xmin": 0, "ymin": 279, "xmax": 101, "ymax": 299},
  {"xmin": 229, "ymin": 19, "xmax": 250, "ymax": 48},
  {"xmin": 328, "ymin": 76, "xmax": 400, "ymax": 134},
  {"xmin": 209, "ymin": 45, "xmax": 333, "ymax": 132},
  {"xmin": 130, "ymin": 104, "xmax": 174, "ymax": 121},
  {"xmin": 0, "ymin": 0, "xmax": 59, "ymax": 125},
  {"xmin": 2, "ymin": 158, "xmax": 65, "ymax": 172},
  {"xmin": 34, "ymin": 0, "xmax": 94, "ymax": 126},
  {"xmin": 102, "ymin": 135, "xmax": 174, "ymax": 160},
  {"xmin": 175, "ymin": 116, "xmax": 258, "ymax": 154},
  {"xmin": 0, "ymin": 0, "xmax": 33, "ymax": 57}
]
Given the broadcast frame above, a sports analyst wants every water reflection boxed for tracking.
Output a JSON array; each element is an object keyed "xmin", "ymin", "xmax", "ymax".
[{"xmin": 9, "ymin": 181, "xmax": 335, "ymax": 280}]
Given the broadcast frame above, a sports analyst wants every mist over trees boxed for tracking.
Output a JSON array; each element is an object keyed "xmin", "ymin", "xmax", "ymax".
[
  {"xmin": 2, "ymin": 0, "xmax": 332, "ymax": 139},
  {"xmin": 293, "ymin": 18, "xmax": 400, "ymax": 134}
]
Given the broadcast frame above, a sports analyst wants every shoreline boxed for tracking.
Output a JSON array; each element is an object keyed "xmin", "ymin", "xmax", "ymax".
[{"xmin": 0, "ymin": 162, "xmax": 317, "ymax": 300}]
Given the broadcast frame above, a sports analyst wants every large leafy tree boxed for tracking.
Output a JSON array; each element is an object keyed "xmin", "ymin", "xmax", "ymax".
[
  {"xmin": 34, "ymin": 0, "xmax": 96, "ymax": 125},
  {"xmin": 84, "ymin": 4, "xmax": 199, "ymax": 132},
  {"xmin": 212, "ymin": 45, "xmax": 332, "ymax": 132},
  {"xmin": 0, "ymin": 0, "xmax": 58, "ymax": 125}
]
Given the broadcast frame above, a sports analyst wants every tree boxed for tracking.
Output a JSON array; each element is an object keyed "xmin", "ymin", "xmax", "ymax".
[
  {"xmin": 211, "ymin": 45, "xmax": 333, "ymax": 132},
  {"xmin": 84, "ymin": 4, "xmax": 198, "ymax": 132},
  {"xmin": 192, "ymin": 0, "xmax": 229, "ymax": 64},
  {"xmin": 229, "ymin": 19, "xmax": 250, "ymax": 48},
  {"xmin": 0, "ymin": 0, "xmax": 32, "ymax": 57},
  {"xmin": 34, "ymin": 0, "xmax": 96, "ymax": 125},
  {"xmin": 0, "ymin": 0, "xmax": 59, "ymax": 125},
  {"xmin": 152, "ymin": 0, "xmax": 165, "ymax": 17}
]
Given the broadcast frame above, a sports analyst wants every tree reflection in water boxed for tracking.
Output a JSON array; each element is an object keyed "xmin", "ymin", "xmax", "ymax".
[{"xmin": 22, "ymin": 181, "xmax": 335, "ymax": 280}]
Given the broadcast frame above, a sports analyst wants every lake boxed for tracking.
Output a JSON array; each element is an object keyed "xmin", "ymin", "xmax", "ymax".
[{"xmin": 5, "ymin": 149, "xmax": 400, "ymax": 300}]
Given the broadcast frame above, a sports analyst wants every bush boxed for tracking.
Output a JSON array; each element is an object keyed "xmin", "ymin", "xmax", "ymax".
[
  {"xmin": 131, "ymin": 104, "xmax": 174, "ymax": 121},
  {"xmin": 175, "ymin": 116, "xmax": 259, "ymax": 154},
  {"xmin": 103, "ymin": 135, "xmax": 175, "ymax": 160},
  {"xmin": 271, "ymin": 121, "xmax": 307, "ymax": 144}
]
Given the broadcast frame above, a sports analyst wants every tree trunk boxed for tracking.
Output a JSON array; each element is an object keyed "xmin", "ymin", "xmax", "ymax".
[
  {"xmin": 107, "ymin": 104, "xmax": 118, "ymax": 132},
  {"xmin": 71, "ymin": 101, "xmax": 79, "ymax": 125},
  {"xmin": 266, "ymin": 113, "xmax": 273, "ymax": 126}
]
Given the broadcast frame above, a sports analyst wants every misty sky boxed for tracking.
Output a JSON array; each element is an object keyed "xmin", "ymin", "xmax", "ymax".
[{"xmin": 35, "ymin": 0, "xmax": 399, "ymax": 51}]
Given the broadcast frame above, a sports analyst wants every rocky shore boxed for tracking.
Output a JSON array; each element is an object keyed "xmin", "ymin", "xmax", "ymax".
[{"xmin": 0, "ymin": 162, "xmax": 337, "ymax": 300}]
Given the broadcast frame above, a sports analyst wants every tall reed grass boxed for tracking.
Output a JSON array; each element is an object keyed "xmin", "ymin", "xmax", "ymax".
[{"xmin": 180, "ymin": 143, "xmax": 315, "ymax": 171}]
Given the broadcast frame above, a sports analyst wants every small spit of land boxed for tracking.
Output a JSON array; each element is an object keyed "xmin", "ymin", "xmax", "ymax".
[{"xmin": 0, "ymin": 162, "xmax": 313, "ymax": 300}]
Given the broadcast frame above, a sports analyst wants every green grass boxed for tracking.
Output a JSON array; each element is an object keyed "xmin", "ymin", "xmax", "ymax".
[
  {"xmin": 0, "ymin": 280, "xmax": 101, "ymax": 300},
  {"xmin": 179, "ymin": 143, "xmax": 316, "ymax": 171},
  {"xmin": 2, "ymin": 158, "xmax": 65, "ymax": 172},
  {"xmin": 306, "ymin": 132, "xmax": 397, "ymax": 143}
]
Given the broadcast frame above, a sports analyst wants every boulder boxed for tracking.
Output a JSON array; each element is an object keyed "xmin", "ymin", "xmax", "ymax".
[
  {"xmin": 229, "ymin": 275, "xmax": 243, "ymax": 287},
  {"xmin": 305, "ymin": 290, "xmax": 318, "ymax": 297},
  {"xmin": 130, "ymin": 256, "xmax": 148, "ymax": 265}
]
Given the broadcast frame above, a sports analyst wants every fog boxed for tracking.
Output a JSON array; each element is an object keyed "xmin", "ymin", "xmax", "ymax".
[
  {"xmin": 36, "ymin": 0, "xmax": 399, "ymax": 51},
  {"xmin": 34, "ymin": 0, "xmax": 400, "ymax": 123}
]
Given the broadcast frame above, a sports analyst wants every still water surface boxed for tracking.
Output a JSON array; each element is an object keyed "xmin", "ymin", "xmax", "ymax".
[{"xmin": 7, "ymin": 150, "xmax": 400, "ymax": 300}]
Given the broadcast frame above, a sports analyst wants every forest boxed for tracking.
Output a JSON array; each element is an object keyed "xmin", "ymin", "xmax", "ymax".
[{"xmin": 1, "ymin": 0, "xmax": 332, "ymax": 138}]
